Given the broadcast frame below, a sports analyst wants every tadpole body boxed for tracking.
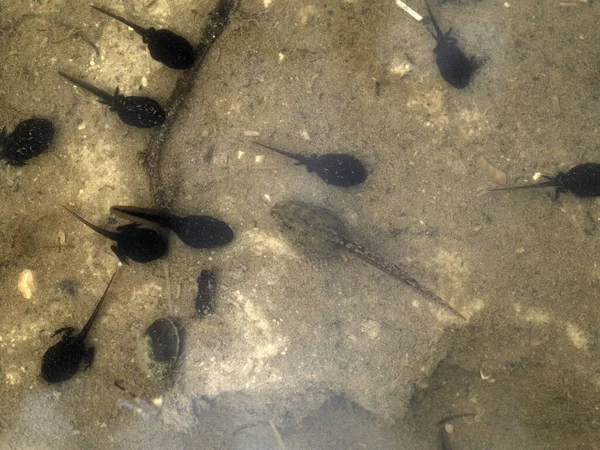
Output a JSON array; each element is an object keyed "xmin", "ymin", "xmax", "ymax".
[
  {"xmin": 488, "ymin": 163, "xmax": 600, "ymax": 199},
  {"xmin": 252, "ymin": 141, "xmax": 368, "ymax": 187},
  {"xmin": 41, "ymin": 271, "xmax": 117, "ymax": 383},
  {"xmin": 0, "ymin": 119, "xmax": 55, "ymax": 166},
  {"xmin": 91, "ymin": 5, "xmax": 195, "ymax": 70},
  {"xmin": 59, "ymin": 72, "xmax": 166, "ymax": 128},
  {"xmin": 424, "ymin": 0, "xmax": 473, "ymax": 89}
]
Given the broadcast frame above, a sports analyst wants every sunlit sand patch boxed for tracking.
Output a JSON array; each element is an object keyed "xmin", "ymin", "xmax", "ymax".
[
  {"xmin": 565, "ymin": 323, "xmax": 588, "ymax": 350},
  {"xmin": 298, "ymin": 5, "xmax": 318, "ymax": 25},
  {"xmin": 515, "ymin": 304, "xmax": 551, "ymax": 323},
  {"xmin": 244, "ymin": 229, "xmax": 297, "ymax": 258},
  {"xmin": 389, "ymin": 59, "xmax": 413, "ymax": 78}
]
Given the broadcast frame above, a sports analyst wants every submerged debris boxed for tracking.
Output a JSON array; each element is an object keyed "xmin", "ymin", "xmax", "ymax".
[
  {"xmin": 142, "ymin": 317, "xmax": 185, "ymax": 377},
  {"xmin": 54, "ymin": 279, "xmax": 77, "ymax": 298},
  {"xmin": 17, "ymin": 269, "xmax": 36, "ymax": 299},
  {"xmin": 114, "ymin": 380, "xmax": 163, "ymax": 420},
  {"xmin": 195, "ymin": 269, "xmax": 216, "ymax": 316},
  {"xmin": 478, "ymin": 156, "xmax": 506, "ymax": 185}
]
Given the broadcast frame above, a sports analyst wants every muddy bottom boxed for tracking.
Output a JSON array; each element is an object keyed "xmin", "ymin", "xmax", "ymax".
[{"xmin": 1, "ymin": 0, "xmax": 599, "ymax": 448}]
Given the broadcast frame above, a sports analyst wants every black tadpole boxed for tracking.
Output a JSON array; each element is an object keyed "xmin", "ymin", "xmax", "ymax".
[
  {"xmin": 424, "ymin": 0, "xmax": 473, "ymax": 89},
  {"xmin": 488, "ymin": 163, "xmax": 600, "ymax": 199},
  {"xmin": 0, "ymin": 118, "xmax": 55, "ymax": 166},
  {"xmin": 41, "ymin": 271, "xmax": 117, "ymax": 383},
  {"xmin": 252, "ymin": 141, "xmax": 368, "ymax": 187},
  {"xmin": 59, "ymin": 72, "xmax": 166, "ymax": 128},
  {"xmin": 63, "ymin": 206, "xmax": 168, "ymax": 263},
  {"xmin": 110, "ymin": 205, "xmax": 234, "ymax": 249},
  {"xmin": 90, "ymin": 5, "xmax": 195, "ymax": 70}
]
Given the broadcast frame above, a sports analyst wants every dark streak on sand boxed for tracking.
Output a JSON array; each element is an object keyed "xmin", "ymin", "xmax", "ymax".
[{"xmin": 142, "ymin": 0, "xmax": 236, "ymax": 209}]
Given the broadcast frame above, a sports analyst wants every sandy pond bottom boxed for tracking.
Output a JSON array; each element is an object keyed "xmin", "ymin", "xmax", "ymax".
[{"xmin": 1, "ymin": 0, "xmax": 600, "ymax": 449}]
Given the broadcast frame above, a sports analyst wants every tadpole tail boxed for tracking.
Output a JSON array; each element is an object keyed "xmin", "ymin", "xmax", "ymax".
[
  {"xmin": 0, "ymin": 127, "xmax": 7, "ymax": 159},
  {"xmin": 251, "ymin": 141, "xmax": 312, "ymax": 166},
  {"xmin": 58, "ymin": 72, "xmax": 114, "ymax": 104},
  {"xmin": 110, "ymin": 205, "xmax": 174, "ymax": 227},
  {"xmin": 346, "ymin": 241, "xmax": 467, "ymax": 320},
  {"xmin": 90, "ymin": 5, "xmax": 147, "ymax": 36},
  {"xmin": 423, "ymin": 0, "xmax": 444, "ymax": 40},
  {"xmin": 63, "ymin": 206, "xmax": 119, "ymax": 241},
  {"xmin": 438, "ymin": 413, "xmax": 475, "ymax": 450},
  {"xmin": 487, "ymin": 179, "xmax": 558, "ymax": 192},
  {"xmin": 439, "ymin": 426, "xmax": 452, "ymax": 450},
  {"xmin": 79, "ymin": 270, "xmax": 118, "ymax": 340}
]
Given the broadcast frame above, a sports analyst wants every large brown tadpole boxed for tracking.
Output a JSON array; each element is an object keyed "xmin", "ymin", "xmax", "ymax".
[{"xmin": 271, "ymin": 200, "xmax": 466, "ymax": 320}]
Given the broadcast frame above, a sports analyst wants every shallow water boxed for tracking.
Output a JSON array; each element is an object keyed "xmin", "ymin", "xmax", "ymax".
[{"xmin": 1, "ymin": 0, "xmax": 599, "ymax": 448}]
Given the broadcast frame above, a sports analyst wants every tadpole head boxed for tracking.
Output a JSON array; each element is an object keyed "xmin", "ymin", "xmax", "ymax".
[
  {"xmin": 141, "ymin": 28, "xmax": 156, "ymax": 44},
  {"xmin": 302, "ymin": 153, "xmax": 319, "ymax": 172},
  {"xmin": 554, "ymin": 171, "xmax": 567, "ymax": 187}
]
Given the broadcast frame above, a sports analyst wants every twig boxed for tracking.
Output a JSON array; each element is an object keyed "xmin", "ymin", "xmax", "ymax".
[
  {"xmin": 269, "ymin": 420, "xmax": 286, "ymax": 449},
  {"xmin": 142, "ymin": 0, "xmax": 236, "ymax": 208}
]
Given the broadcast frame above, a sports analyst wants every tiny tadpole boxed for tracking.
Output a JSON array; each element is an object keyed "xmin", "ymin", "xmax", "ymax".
[
  {"xmin": 0, "ymin": 118, "xmax": 55, "ymax": 166},
  {"xmin": 64, "ymin": 206, "xmax": 168, "ymax": 263},
  {"xmin": 252, "ymin": 141, "xmax": 368, "ymax": 187},
  {"xmin": 59, "ymin": 72, "xmax": 166, "ymax": 128},
  {"xmin": 90, "ymin": 4, "xmax": 196, "ymax": 70},
  {"xmin": 488, "ymin": 163, "xmax": 600, "ymax": 199},
  {"xmin": 41, "ymin": 271, "xmax": 117, "ymax": 383},
  {"xmin": 424, "ymin": 0, "xmax": 473, "ymax": 89},
  {"xmin": 110, "ymin": 205, "xmax": 234, "ymax": 249}
]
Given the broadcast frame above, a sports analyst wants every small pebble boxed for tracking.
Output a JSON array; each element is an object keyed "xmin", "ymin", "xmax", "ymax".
[
  {"xmin": 390, "ymin": 62, "xmax": 413, "ymax": 77},
  {"xmin": 18, "ymin": 269, "xmax": 36, "ymax": 299}
]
